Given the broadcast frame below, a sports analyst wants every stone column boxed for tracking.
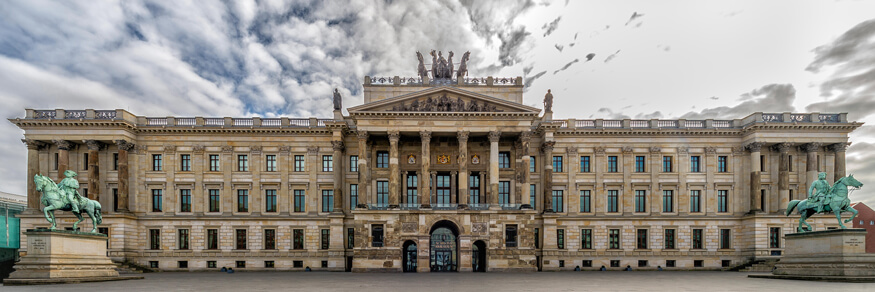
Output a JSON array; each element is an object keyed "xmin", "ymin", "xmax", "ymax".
[
  {"xmin": 53, "ymin": 139, "xmax": 73, "ymax": 180},
  {"xmin": 747, "ymin": 142, "xmax": 765, "ymax": 212},
  {"xmin": 520, "ymin": 132, "xmax": 532, "ymax": 209},
  {"xmin": 332, "ymin": 140, "xmax": 344, "ymax": 212},
  {"xmin": 450, "ymin": 171, "xmax": 458, "ymax": 204},
  {"xmin": 774, "ymin": 143, "xmax": 792, "ymax": 212},
  {"xmin": 114, "ymin": 140, "xmax": 135, "ymax": 212},
  {"xmin": 23, "ymin": 139, "xmax": 46, "ymax": 210},
  {"xmin": 420, "ymin": 131, "xmax": 432, "ymax": 208},
  {"xmin": 307, "ymin": 145, "xmax": 319, "ymax": 213},
  {"xmin": 830, "ymin": 143, "xmax": 849, "ymax": 180},
  {"xmin": 402, "ymin": 171, "xmax": 409, "ymax": 206},
  {"xmin": 430, "ymin": 171, "xmax": 437, "ymax": 206},
  {"xmin": 542, "ymin": 141, "xmax": 555, "ymax": 212},
  {"xmin": 388, "ymin": 131, "xmax": 400, "ymax": 209},
  {"xmin": 83, "ymin": 140, "xmax": 102, "ymax": 202},
  {"xmin": 457, "ymin": 131, "xmax": 469, "ymax": 209},
  {"xmin": 802, "ymin": 143, "xmax": 821, "ymax": 197},
  {"xmin": 478, "ymin": 172, "xmax": 486, "ymax": 204},
  {"xmin": 488, "ymin": 131, "xmax": 501, "ymax": 208},
  {"xmin": 356, "ymin": 131, "xmax": 370, "ymax": 208}
]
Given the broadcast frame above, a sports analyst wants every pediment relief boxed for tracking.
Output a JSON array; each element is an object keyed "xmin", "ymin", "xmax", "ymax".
[{"xmin": 348, "ymin": 87, "xmax": 540, "ymax": 114}]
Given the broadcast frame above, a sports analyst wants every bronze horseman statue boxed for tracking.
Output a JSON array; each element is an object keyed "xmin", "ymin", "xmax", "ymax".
[
  {"xmin": 786, "ymin": 172, "xmax": 863, "ymax": 232},
  {"xmin": 35, "ymin": 170, "xmax": 104, "ymax": 233}
]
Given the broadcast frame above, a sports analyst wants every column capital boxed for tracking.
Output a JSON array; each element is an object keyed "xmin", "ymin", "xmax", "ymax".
[
  {"xmin": 22, "ymin": 139, "xmax": 47, "ymax": 150},
  {"xmin": 221, "ymin": 145, "xmax": 233, "ymax": 153},
  {"xmin": 594, "ymin": 146, "xmax": 606, "ymax": 155},
  {"xmin": 331, "ymin": 141, "xmax": 344, "ymax": 151},
  {"xmin": 457, "ymin": 131, "xmax": 469, "ymax": 142},
  {"xmin": 163, "ymin": 144, "xmax": 177, "ymax": 153},
  {"xmin": 388, "ymin": 130, "xmax": 400, "ymax": 142},
  {"xmin": 704, "ymin": 146, "xmax": 717, "ymax": 155},
  {"xmin": 649, "ymin": 146, "xmax": 662, "ymax": 154},
  {"xmin": 420, "ymin": 130, "xmax": 432, "ymax": 142},
  {"xmin": 567, "ymin": 147, "xmax": 578, "ymax": 155},
  {"xmin": 82, "ymin": 140, "xmax": 104, "ymax": 151},
  {"xmin": 800, "ymin": 142, "xmax": 822, "ymax": 153},
  {"xmin": 828, "ymin": 142, "xmax": 850, "ymax": 153},
  {"xmin": 488, "ymin": 131, "xmax": 501, "ymax": 142},
  {"xmin": 541, "ymin": 141, "xmax": 555, "ymax": 153},
  {"xmin": 621, "ymin": 146, "xmax": 633, "ymax": 154},
  {"xmin": 307, "ymin": 146, "xmax": 319, "ymax": 155},
  {"xmin": 114, "ymin": 140, "xmax": 135, "ymax": 151},
  {"xmin": 279, "ymin": 145, "xmax": 291, "ymax": 154},
  {"xmin": 430, "ymin": 171, "xmax": 437, "ymax": 176},
  {"xmin": 52, "ymin": 139, "xmax": 73, "ymax": 151},
  {"xmin": 745, "ymin": 142, "xmax": 766, "ymax": 152},
  {"xmin": 520, "ymin": 131, "xmax": 533, "ymax": 142},
  {"xmin": 771, "ymin": 142, "xmax": 793, "ymax": 153},
  {"xmin": 193, "ymin": 144, "xmax": 205, "ymax": 153},
  {"xmin": 451, "ymin": 171, "xmax": 458, "ymax": 176},
  {"xmin": 356, "ymin": 130, "xmax": 369, "ymax": 140}
]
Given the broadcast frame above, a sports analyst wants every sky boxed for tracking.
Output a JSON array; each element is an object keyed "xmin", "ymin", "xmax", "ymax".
[{"xmin": 0, "ymin": 0, "xmax": 873, "ymax": 206}]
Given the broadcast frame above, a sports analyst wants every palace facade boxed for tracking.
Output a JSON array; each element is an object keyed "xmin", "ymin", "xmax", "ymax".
[{"xmin": 10, "ymin": 74, "xmax": 862, "ymax": 272}]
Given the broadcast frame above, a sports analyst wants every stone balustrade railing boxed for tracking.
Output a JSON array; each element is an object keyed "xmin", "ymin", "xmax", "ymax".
[
  {"xmin": 557, "ymin": 112, "xmax": 848, "ymax": 129},
  {"xmin": 23, "ymin": 109, "xmax": 333, "ymax": 128},
  {"xmin": 364, "ymin": 75, "xmax": 522, "ymax": 87}
]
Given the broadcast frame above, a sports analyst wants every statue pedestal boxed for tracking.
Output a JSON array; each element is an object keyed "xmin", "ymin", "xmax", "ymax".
[
  {"xmin": 4, "ymin": 229, "xmax": 142, "ymax": 285},
  {"xmin": 749, "ymin": 229, "xmax": 875, "ymax": 282}
]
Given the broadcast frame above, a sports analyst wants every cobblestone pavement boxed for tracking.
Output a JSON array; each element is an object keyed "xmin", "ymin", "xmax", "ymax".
[{"xmin": 3, "ymin": 272, "xmax": 875, "ymax": 292}]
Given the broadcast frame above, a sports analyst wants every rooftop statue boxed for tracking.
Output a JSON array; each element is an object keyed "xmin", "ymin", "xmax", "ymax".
[
  {"xmin": 35, "ymin": 171, "xmax": 103, "ymax": 233},
  {"xmin": 416, "ymin": 52, "xmax": 428, "ymax": 80},
  {"xmin": 457, "ymin": 51, "xmax": 470, "ymax": 78},
  {"xmin": 544, "ymin": 89, "xmax": 553, "ymax": 112},
  {"xmin": 425, "ymin": 50, "xmax": 458, "ymax": 79},
  {"xmin": 333, "ymin": 88, "xmax": 342, "ymax": 110},
  {"xmin": 786, "ymin": 172, "xmax": 863, "ymax": 232}
]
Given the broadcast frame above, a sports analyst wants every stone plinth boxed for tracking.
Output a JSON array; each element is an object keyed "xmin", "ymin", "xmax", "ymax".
[
  {"xmin": 5, "ymin": 229, "xmax": 140, "ymax": 285},
  {"xmin": 751, "ymin": 229, "xmax": 875, "ymax": 282}
]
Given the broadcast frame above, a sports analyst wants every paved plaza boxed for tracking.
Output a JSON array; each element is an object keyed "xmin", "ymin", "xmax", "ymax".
[{"xmin": 3, "ymin": 272, "xmax": 875, "ymax": 291}]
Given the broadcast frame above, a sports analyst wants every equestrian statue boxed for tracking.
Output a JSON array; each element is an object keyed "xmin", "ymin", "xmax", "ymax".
[
  {"xmin": 785, "ymin": 172, "xmax": 863, "ymax": 233},
  {"xmin": 34, "ymin": 170, "xmax": 103, "ymax": 233}
]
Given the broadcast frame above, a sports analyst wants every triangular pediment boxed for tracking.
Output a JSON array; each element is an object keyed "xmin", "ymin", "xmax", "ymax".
[{"xmin": 348, "ymin": 86, "xmax": 540, "ymax": 114}]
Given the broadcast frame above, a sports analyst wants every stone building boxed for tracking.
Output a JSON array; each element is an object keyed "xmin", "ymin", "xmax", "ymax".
[{"xmin": 9, "ymin": 71, "xmax": 862, "ymax": 272}]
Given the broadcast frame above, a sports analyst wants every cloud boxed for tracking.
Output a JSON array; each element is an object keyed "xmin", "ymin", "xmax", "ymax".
[
  {"xmin": 680, "ymin": 84, "xmax": 796, "ymax": 119},
  {"xmin": 710, "ymin": 96, "xmax": 719, "ymax": 100},
  {"xmin": 846, "ymin": 142, "xmax": 875, "ymax": 207},
  {"xmin": 524, "ymin": 70, "xmax": 547, "ymax": 88},
  {"xmin": 591, "ymin": 107, "xmax": 630, "ymax": 119},
  {"xmin": 553, "ymin": 58, "xmax": 579, "ymax": 74},
  {"xmin": 805, "ymin": 19, "xmax": 875, "ymax": 120},
  {"xmin": 635, "ymin": 111, "xmax": 664, "ymax": 119},
  {"xmin": 542, "ymin": 16, "xmax": 561, "ymax": 37},
  {"xmin": 462, "ymin": 0, "xmax": 537, "ymax": 68},
  {"xmin": 604, "ymin": 50, "xmax": 621, "ymax": 63}
]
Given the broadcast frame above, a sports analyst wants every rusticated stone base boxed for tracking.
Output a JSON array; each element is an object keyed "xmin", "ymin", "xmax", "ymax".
[
  {"xmin": 750, "ymin": 229, "xmax": 875, "ymax": 282},
  {"xmin": 6, "ymin": 229, "xmax": 125, "ymax": 282}
]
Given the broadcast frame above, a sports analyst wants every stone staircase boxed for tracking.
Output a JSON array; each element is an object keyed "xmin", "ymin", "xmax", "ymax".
[{"xmin": 740, "ymin": 259, "xmax": 779, "ymax": 272}]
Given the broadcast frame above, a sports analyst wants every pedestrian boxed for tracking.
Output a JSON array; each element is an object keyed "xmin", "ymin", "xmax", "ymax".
[
  {"xmin": 227, "ymin": 267, "xmax": 234, "ymax": 273},
  {"xmin": 625, "ymin": 265, "xmax": 632, "ymax": 271},
  {"xmin": 220, "ymin": 267, "xmax": 227, "ymax": 272},
  {"xmin": 574, "ymin": 265, "xmax": 581, "ymax": 271},
  {"xmin": 599, "ymin": 265, "xmax": 606, "ymax": 271},
  {"xmin": 657, "ymin": 266, "xmax": 663, "ymax": 271}
]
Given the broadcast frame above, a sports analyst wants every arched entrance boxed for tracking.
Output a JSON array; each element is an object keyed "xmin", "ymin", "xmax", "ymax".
[
  {"xmin": 472, "ymin": 240, "xmax": 487, "ymax": 272},
  {"xmin": 402, "ymin": 240, "xmax": 417, "ymax": 272},
  {"xmin": 429, "ymin": 220, "xmax": 459, "ymax": 272}
]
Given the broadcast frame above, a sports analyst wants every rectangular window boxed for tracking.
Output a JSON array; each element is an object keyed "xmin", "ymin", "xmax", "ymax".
[
  {"xmin": 498, "ymin": 181, "xmax": 510, "ymax": 206},
  {"xmin": 505, "ymin": 225, "xmax": 518, "ymax": 248},
  {"xmin": 149, "ymin": 229, "xmax": 160, "ymax": 250},
  {"xmin": 294, "ymin": 155, "xmax": 305, "ymax": 172},
  {"xmin": 237, "ymin": 155, "xmax": 248, "ymax": 171},
  {"xmin": 83, "ymin": 154, "xmax": 90, "ymax": 170},
  {"xmin": 376, "ymin": 151, "xmax": 389, "ymax": 168},
  {"xmin": 372, "ymin": 224, "xmax": 384, "ymax": 247},
  {"xmin": 761, "ymin": 155, "xmax": 766, "ymax": 172},
  {"xmin": 209, "ymin": 189, "xmax": 221, "ymax": 212},
  {"xmin": 82, "ymin": 188, "xmax": 88, "ymax": 198},
  {"xmin": 692, "ymin": 229, "xmax": 703, "ymax": 249},
  {"xmin": 581, "ymin": 229, "xmax": 593, "ymax": 249},
  {"xmin": 635, "ymin": 156, "xmax": 645, "ymax": 172},
  {"xmin": 530, "ymin": 156, "xmax": 536, "ymax": 172},
  {"xmin": 637, "ymin": 229, "xmax": 648, "ymax": 249},
  {"xmin": 152, "ymin": 154, "xmax": 162, "ymax": 171},
  {"xmin": 552, "ymin": 156, "xmax": 564, "ymax": 172},
  {"xmin": 534, "ymin": 228, "xmax": 540, "ymax": 248},
  {"xmin": 322, "ymin": 155, "xmax": 333, "ymax": 172},
  {"xmin": 112, "ymin": 188, "xmax": 119, "ymax": 212},
  {"xmin": 552, "ymin": 190, "xmax": 564, "ymax": 212},
  {"xmin": 469, "ymin": 174, "xmax": 480, "ymax": 205},
  {"xmin": 720, "ymin": 229, "xmax": 731, "ymax": 249},
  {"xmin": 180, "ymin": 154, "xmax": 191, "ymax": 171},
  {"xmin": 209, "ymin": 154, "xmax": 220, "ymax": 171},
  {"xmin": 151, "ymin": 189, "xmax": 163, "ymax": 212},
  {"xmin": 350, "ymin": 184, "xmax": 359, "ymax": 208},
  {"xmin": 236, "ymin": 261, "xmax": 245, "ymax": 268},
  {"xmin": 265, "ymin": 190, "xmax": 277, "ymax": 213},
  {"xmin": 179, "ymin": 189, "xmax": 191, "ymax": 212},
  {"xmin": 265, "ymin": 155, "xmax": 277, "ymax": 172},
  {"xmin": 321, "ymin": 229, "xmax": 330, "ymax": 250},
  {"xmin": 294, "ymin": 190, "xmax": 306, "ymax": 212},
  {"xmin": 788, "ymin": 155, "xmax": 793, "ymax": 172},
  {"xmin": 662, "ymin": 190, "xmax": 674, "ymax": 213},
  {"xmin": 608, "ymin": 156, "xmax": 618, "ymax": 172},
  {"xmin": 498, "ymin": 152, "xmax": 510, "ymax": 169},
  {"xmin": 580, "ymin": 156, "xmax": 591, "ymax": 172},
  {"xmin": 607, "ymin": 190, "xmax": 619, "ymax": 213},
  {"xmin": 579, "ymin": 190, "xmax": 591, "ymax": 213},
  {"xmin": 293, "ymin": 229, "xmax": 304, "ymax": 249},
  {"xmin": 557, "ymin": 229, "xmax": 565, "ymax": 249},
  {"xmin": 349, "ymin": 155, "xmax": 358, "ymax": 172},
  {"xmin": 178, "ymin": 229, "xmax": 189, "ymax": 250},
  {"xmin": 635, "ymin": 190, "xmax": 646, "ymax": 212},
  {"xmin": 293, "ymin": 261, "xmax": 303, "ymax": 268},
  {"xmin": 376, "ymin": 181, "xmax": 388, "ymax": 207},
  {"xmin": 265, "ymin": 261, "xmax": 274, "ymax": 268},
  {"xmin": 690, "ymin": 190, "xmax": 701, "ymax": 213},
  {"xmin": 718, "ymin": 156, "xmax": 727, "ymax": 172},
  {"xmin": 235, "ymin": 229, "xmax": 247, "ymax": 250},
  {"xmin": 717, "ymin": 190, "xmax": 728, "ymax": 213},
  {"xmin": 663, "ymin": 156, "xmax": 673, "ymax": 172},
  {"xmin": 264, "ymin": 229, "xmax": 276, "ymax": 250},
  {"xmin": 231, "ymin": 189, "xmax": 246, "ymax": 212},
  {"xmin": 347, "ymin": 228, "xmax": 355, "ymax": 249},
  {"xmin": 321, "ymin": 190, "xmax": 334, "ymax": 212},
  {"xmin": 769, "ymin": 227, "xmax": 781, "ymax": 248},
  {"xmin": 113, "ymin": 153, "xmax": 119, "ymax": 170},
  {"xmin": 664, "ymin": 229, "xmax": 676, "ymax": 249},
  {"xmin": 609, "ymin": 229, "xmax": 620, "ymax": 249},
  {"xmin": 406, "ymin": 174, "xmax": 417, "ymax": 207},
  {"xmin": 690, "ymin": 156, "xmax": 701, "ymax": 172},
  {"xmin": 529, "ymin": 184, "xmax": 536, "ymax": 208},
  {"xmin": 207, "ymin": 229, "xmax": 218, "ymax": 250}
]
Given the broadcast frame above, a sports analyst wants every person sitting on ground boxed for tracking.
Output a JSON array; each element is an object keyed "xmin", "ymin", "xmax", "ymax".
[
  {"xmin": 221, "ymin": 267, "xmax": 227, "ymax": 272},
  {"xmin": 227, "ymin": 267, "xmax": 234, "ymax": 273},
  {"xmin": 625, "ymin": 265, "xmax": 632, "ymax": 271},
  {"xmin": 305, "ymin": 266, "xmax": 312, "ymax": 272},
  {"xmin": 657, "ymin": 266, "xmax": 663, "ymax": 271},
  {"xmin": 574, "ymin": 265, "xmax": 581, "ymax": 271},
  {"xmin": 600, "ymin": 265, "xmax": 606, "ymax": 271}
]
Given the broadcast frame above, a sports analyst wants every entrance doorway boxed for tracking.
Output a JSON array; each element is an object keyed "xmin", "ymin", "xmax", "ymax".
[
  {"xmin": 429, "ymin": 220, "xmax": 459, "ymax": 272},
  {"xmin": 472, "ymin": 240, "xmax": 486, "ymax": 272},
  {"xmin": 403, "ymin": 240, "xmax": 417, "ymax": 272}
]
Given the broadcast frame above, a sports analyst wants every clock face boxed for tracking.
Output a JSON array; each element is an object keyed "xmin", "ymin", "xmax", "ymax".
[
  {"xmin": 471, "ymin": 154, "xmax": 480, "ymax": 164},
  {"xmin": 437, "ymin": 155, "xmax": 450, "ymax": 164}
]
